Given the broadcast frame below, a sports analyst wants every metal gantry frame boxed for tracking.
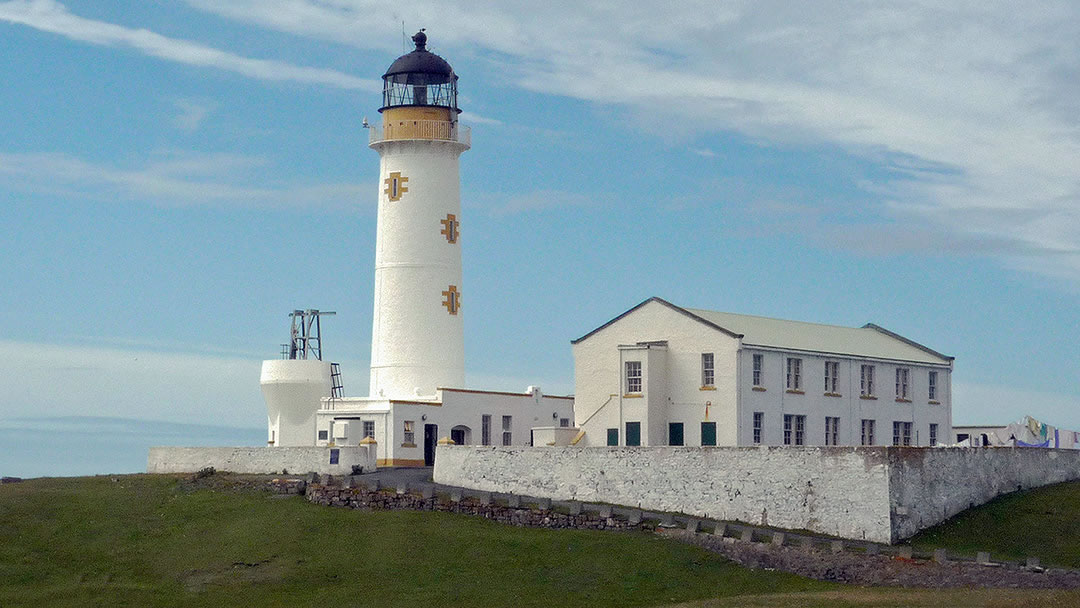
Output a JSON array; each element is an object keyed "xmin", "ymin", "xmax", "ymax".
[{"xmin": 287, "ymin": 309, "xmax": 336, "ymax": 361}]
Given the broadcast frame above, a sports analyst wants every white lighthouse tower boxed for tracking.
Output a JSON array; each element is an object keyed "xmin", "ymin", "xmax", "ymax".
[{"xmin": 368, "ymin": 30, "xmax": 470, "ymax": 399}]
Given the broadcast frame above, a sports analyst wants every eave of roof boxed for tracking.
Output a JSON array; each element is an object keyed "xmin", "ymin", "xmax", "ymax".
[{"xmin": 571, "ymin": 297, "xmax": 742, "ymax": 345}]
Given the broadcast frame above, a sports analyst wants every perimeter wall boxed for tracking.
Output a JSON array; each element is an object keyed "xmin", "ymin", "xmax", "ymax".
[
  {"xmin": 434, "ymin": 446, "xmax": 1080, "ymax": 544},
  {"xmin": 148, "ymin": 446, "xmax": 376, "ymax": 476}
]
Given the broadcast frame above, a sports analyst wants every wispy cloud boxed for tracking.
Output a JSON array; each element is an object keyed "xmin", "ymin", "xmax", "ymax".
[
  {"xmin": 0, "ymin": 150, "xmax": 371, "ymax": 210},
  {"xmin": 171, "ymin": 98, "xmax": 214, "ymax": 132},
  {"xmin": 0, "ymin": 0, "xmax": 378, "ymax": 91},
  {"xmin": 478, "ymin": 189, "xmax": 601, "ymax": 216},
  {"xmin": 181, "ymin": 0, "xmax": 1080, "ymax": 282}
]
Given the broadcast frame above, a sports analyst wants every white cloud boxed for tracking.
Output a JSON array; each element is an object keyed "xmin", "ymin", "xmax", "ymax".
[
  {"xmin": 953, "ymin": 381, "xmax": 1080, "ymax": 431},
  {"xmin": 0, "ymin": 150, "xmax": 371, "ymax": 210},
  {"xmin": 182, "ymin": 0, "xmax": 1080, "ymax": 281},
  {"xmin": 0, "ymin": 339, "xmax": 265, "ymax": 427},
  {"xmin": 0, "ymin": 0, "xmax": 378, "ymax": 91},
  {"xmin": 171, "ymin": 98, "xmax": 214, "ymax": 132}
]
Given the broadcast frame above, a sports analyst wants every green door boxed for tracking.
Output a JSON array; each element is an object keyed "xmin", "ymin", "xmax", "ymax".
[
  {"xmin": 701, "ymin": 422, "xmax": 717, "ymax": 446},
  {"xmin": 668, "ymin": 422, "xmax": 684, "ymax": 446},
  {"xmin": 606, "ymin": 428, "xmax": 619, "ymax": 446},
  {"xmin": 626, "ymin": 422, "xmax": 641, "ymax": 446}
]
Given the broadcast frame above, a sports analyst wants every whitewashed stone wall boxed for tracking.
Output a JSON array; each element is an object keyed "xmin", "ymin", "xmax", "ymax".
[
  {"xmin": 147, "ymin": 446, "xmax": 376, "ymax": 476},
  {"xmin": 435, "ymin": 445, "xmax": 1080, "ymax": 544},
  {"xmin": 435, "ymin": 445, "xmax": 894, "ymax": 543},
  {"xmin": 888, "ymin": 447, "xmax": 1080, "ymax": 540}
]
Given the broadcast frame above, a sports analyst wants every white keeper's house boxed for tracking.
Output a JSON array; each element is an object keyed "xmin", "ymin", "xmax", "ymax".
[{"xmin": 571, "ymin": 297, "xmax": 953, "ymax": 449}]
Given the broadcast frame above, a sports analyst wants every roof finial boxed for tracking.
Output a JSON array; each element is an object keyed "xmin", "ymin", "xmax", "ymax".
[{"xmin": 412, "ymin": 29, "xmax": 427, "ymax": 51}]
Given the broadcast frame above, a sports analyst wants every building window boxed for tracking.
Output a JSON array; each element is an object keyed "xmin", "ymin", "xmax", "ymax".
[
  {"xmin": 825, "ymin": 417, "xmax": 839, "ymax": 446},
  {"xmin": 482, "ymin": 414, "xmax": 491, "ymax": 446},
  {"xmin": 701, "ymin": 353, "xmax": 714, "ymax": 387},
  {"xmin": 786, "ymin": 357, "xmax": 802, "ymax": 391},
  {"xmin": 626, "ymin": 421, "xmax": 641, "ymax": 446},
  {"xmin": 893, "ymin": 421, "xmax": 912, "ymax": 446},
  {"xmin": 752, "ymin": 354, "xmax": 764, "ymax": 387},
  {"xmin": 824, "ymin": 361, "xmax": 840, "ymax": 394},
  {"xmin": 895, "ymin": 368, "xmax": 910, "ymax": 400},
  {"xmin": 753, "ymin": 412, "xmax": 763, "ymax": 444},
  {"xmin": 928, "ymin": 371, "xmax": 938, "ymax": 401},
  {"xmin": 607, "ymin": 428, "xmax": 619, "ymax": 446},
  {"xmin": 403, "ymin": 421, "xmax": 415, "ymax": 445},
  {"xmin": 668, "ymin": 422, "xmax": 684, "ymax": 446},
  {"xmin": 860, "ymin": 365, "xmax": 875, "ymax": 397},
  {"xmin": 502, "ymin": 415, "xmax": 512, "ymax": 446},
  {"xmin": 625, "ymin": 361, "xmax": 642, "ymax": 394},
  {"xmin": 559, "ymin": 418, "xmax": 570, "ymax": 428},
  {"xmin": 861, "ymin": 419, "xmax": 875, "ymax": 445},
  {"xmin": 362, "ymin": 420, "xmax": 375, "ymax": 440},
  {"xmin": 318, "ymin": 430, "xmax": 329, "ymax": 441},
  {"xmin": 784, "ymin": 414, "xmax": 806, "ymax": 446},
  {"xmin": 701, "ymin": 421, "xmax": 717, "ymax": 446},
  {"xmin": 329, "ymin": 448, "xmax": 339, "ymax": 465},
  {"xmin": 929, "ymin": 423, "xmax": 938, "ymax": 446}
]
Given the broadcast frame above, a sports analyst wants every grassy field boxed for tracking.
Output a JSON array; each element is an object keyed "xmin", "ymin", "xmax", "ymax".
[
  {"xmin": 910, "ymin": 480, "xmax": 1080, "ymax": 568},
  {"xmin": 3, "ymin": 475, "xmax": 1080, "ymax": 607},
  {"xmin": 0, "ymin": 474, "xmax": 830, "ymax": 607}
]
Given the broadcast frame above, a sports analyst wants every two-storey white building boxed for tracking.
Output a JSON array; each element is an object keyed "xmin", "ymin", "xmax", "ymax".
[{"xmin": 572, "ymin": 297, "xmax": 953, "ymax": 448}]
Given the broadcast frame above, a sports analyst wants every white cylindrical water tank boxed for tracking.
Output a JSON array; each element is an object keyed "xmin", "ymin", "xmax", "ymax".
[{"xmin": 260, "ymin": 359, "xmax": 332, "ymax": 447}]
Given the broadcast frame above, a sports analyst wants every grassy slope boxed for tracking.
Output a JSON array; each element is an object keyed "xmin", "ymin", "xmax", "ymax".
[
  {"xmin": 910, "ymin": 480, "xmax": 1080, "ymax": 568},
  {"xmin": 0, "ymin": 475, "xmax": 829, "ymax": 607}
]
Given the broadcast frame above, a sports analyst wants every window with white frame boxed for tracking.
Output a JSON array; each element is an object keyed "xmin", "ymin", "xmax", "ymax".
[
  {"xmin": 825, "ymin": 416, "xmax": 839, "ymax": 445},
  {"xmin": 928, "ymin": 371, "xmax": 938, "ymax": 401},
  {"xmin": 895, "ymin": 368, "xmax": 910, "ymax": 400},
  {"xmin": 929, "ymin": 423, "xmax": 938, "ymax": 446},
  {"xmin": 861, "ymin": 419, "xmax": 875, "ymax": 445},
  {"xmin": 701, "ymin": 353, "xmax": 714, "ymax": 387},
  {"xmin": 362, "ymin": 420, "xmax": 375, "ymax": 440},
  {"xmin": 786, "ymin": 357, "xmax": 802, "ymax": 391},
  {"xmin": 784, "ymin": 414, "xmax": 806, "ymax": 445},
  {"xmin": 482, "ymin": 414, "xmax": 491, "ymax": 446},
  {"xmin": 403, "ymin": 420, "xmax": 415, "ymax": 445},
  {"xmin": 825, "ymin": 361, "xmax": 840, "ymax": 394},
  {"xmin": 860, "ymin": 365, "xmax": 875, "ymax": 397},
  {"xmin": 559, "ymin": 418, "xmax": 570, "ymax": 428},
  {"xmin": 502, "ymin": 415, "xmax": 512, "ymax": 446},
  {"xmin": 752, "ymin": 354, "xmax": 763, "ymax": 387},
  {"xmin": 893, "ymin": 421, "xmax": 912, "ymax": 446},
  {"xmin": 753, "ymin": 412, "xmax": 763, "ymax": 444},
  {"xmin": 625, "ymin": 361, "xmax": 642, "ymax": 394}
]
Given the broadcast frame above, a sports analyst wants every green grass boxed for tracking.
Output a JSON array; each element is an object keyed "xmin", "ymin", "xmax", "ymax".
[
  {"xmin": 0, "ymin": 474, "xmax": 830, "ymax": 607},
  {"xmin": 910, "ymin": 480, "xmax": 1080, "ymax": 568},
  {"xmin": 671, "ymin": 589, "xmax": 1080, "ymax": 608}
]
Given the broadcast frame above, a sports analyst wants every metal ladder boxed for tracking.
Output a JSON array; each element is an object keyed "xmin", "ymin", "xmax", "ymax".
[{"xmin": 330, "ymin": 363, "xmax": 344, "ymax": 398}]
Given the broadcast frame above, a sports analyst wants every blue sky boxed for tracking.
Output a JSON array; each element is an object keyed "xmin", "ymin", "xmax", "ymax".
[{"xmin": 1, "ymin": 0, "xmax": 1078, "ymax": 439}]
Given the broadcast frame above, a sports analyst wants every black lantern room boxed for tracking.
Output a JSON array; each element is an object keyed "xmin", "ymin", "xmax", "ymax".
[{"xmin": 380, "ymin": 30, "xmax": 460, "ymax": 114}]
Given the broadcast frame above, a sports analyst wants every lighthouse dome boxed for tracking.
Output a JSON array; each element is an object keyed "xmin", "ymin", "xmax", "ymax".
[{"xmin": 380, "ymin": 30, "xmax": 460, "ymax": 113}]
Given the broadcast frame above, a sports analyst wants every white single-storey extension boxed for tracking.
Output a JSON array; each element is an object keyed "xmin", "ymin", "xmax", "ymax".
[
  {"xmin": 571, "ymin": 297, "xmax": 953, "ymax": 448},
  {"xmin": 315, "ymin": 387, "xmax": 574, "ymax": 467}
]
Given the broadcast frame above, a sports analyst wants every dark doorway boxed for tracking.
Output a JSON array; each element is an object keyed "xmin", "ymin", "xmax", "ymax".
[
  {"xmin": 626, "ymin": 421, "xmax": 641, "ymax": 446},
  {"xmin": 668, "ymin": 422, "xmax": 684, "ymax": 446},
  {"xmin": 424, "ymin": 423, "xmax": 438, "ymax": 466}
]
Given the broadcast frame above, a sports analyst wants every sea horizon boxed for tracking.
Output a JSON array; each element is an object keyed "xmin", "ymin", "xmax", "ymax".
[{"xmin": 0, "ymin": 415, "xmax": 264, "ymax": 479}]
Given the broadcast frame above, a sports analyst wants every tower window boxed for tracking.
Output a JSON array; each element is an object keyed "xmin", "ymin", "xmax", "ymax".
[
  {"xmin": 440, "ymin": 214, "xmax": 459, "ymax": 244},
  {"xmin": 442, "ymin": 285, "xmax": 460, "ymax": 315},
  {"xmin": 383, "ymin": 171, "xmax": 409, "ymax": 201}
]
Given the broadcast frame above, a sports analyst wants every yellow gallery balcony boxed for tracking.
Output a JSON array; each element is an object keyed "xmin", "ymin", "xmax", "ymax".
[{"xmin": 369, "ymin": 119, "xmax": 471, "ymax": 147}]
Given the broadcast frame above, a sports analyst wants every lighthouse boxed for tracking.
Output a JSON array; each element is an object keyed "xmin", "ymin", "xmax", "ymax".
[{"xmin": 368, "ymin": 31, "xmax": 470, "ymax": 399}]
